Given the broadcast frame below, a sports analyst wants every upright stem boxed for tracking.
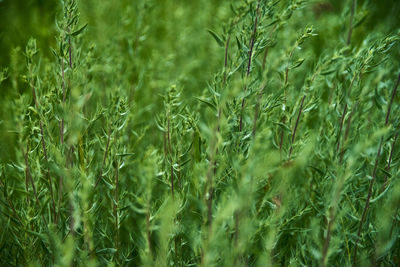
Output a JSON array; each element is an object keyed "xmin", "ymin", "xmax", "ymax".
[
  {"xmin": 337, "ymin": 75, "xmax": 356, "ymax": 157},
  {"xmin": 223, "ymin": 35, "xmax": 231, "ymax": 84},
  {"xmin": 321, "ymin": 207, "xmax": 335, "ymax": 267},
  {"xmin": 30, "ymin": 77, "xmax": 56, "ymax": 222},
  {"xmin": 114, "ymin": 158, "xmax": 120, "ymax": 261},
  {"xmin": 353, "ymin": 72, "xmax": 399, "ymax": 265},
  {"xmin": 289, "ymin": 95, "xmax": 306, "ymax": 158},
  {"xmin": 252, "ymin": 47, "xmax": 269, "ymax": 137},
  {"xmin": 239, "ymin": 0, "xmax": 261, "ymax": 132},
  {"xmin": 382, "ymin": 132, "xmax": 398, "ymax": 189},
  {"xmin": 353, "ymin": 137, "xmax": 382, "ymax": 265},
  {"xmin": 146, "ymin": 206, "xmax": 153, "ymax": 257},
  {"xmin": 167, "ymin": 116, "xmax": 174, "ymax": 198},
  {"xmin": 346, "ymin": 0, "xmax": 357, "ymax": 45},
  {"xmin": 339, "ymin": 102, "xmax": 358, "ymax": 163},
  {"xmin": 0, "ymin": 175, "xmax": 23, "ymax": 225},
  {"xmin": 95, "ymin": 130, "xmax": 111, "ymax": 188},
  {"xmin": 385, "ymin": 72, "xmax": 400, "ymax": 125},
  {"xmin": 68, "ymin": 28, "xmax": 73, "ymax": 68},
  {"xmin": 23, "ymin": 146, "xmax": 48, "ymax": 226}
]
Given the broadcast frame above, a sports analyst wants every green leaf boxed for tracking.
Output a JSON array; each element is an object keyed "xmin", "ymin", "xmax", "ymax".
[
  {"xmin": 290, "ymin": 58, "xmax": 305, "ymax": 69},
  {"xmin": 70, "ymin": 23, "xmax": 88, "ymax": 37},
  {"xmin": 207, "ymin": 29, "xmax": 224, "ymax": 47},
  {"xmin": 194, "ymin": 97, "xmax": 217, "ymax": 111}
]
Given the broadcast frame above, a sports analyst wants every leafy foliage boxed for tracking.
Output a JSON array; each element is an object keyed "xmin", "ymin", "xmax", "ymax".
[{"xmin": 0, "ymin": 0, "xmax": 400, "ymax": 266}]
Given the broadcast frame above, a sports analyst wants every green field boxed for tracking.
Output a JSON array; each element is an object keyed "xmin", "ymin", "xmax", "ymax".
[{"xmin": 0, "ymin": 0, "xmax": 400, "ymax": 266}]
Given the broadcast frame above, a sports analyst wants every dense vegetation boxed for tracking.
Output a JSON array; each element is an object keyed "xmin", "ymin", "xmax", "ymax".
[{"xmin": 0, "ymin": 0, "xmax": 400, "ymax": 266}]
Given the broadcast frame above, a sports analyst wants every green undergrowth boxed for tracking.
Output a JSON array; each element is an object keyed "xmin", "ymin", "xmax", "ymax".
[{"xmin": 0, "ymin": 0, "xmax": 400, "ymax": 266}]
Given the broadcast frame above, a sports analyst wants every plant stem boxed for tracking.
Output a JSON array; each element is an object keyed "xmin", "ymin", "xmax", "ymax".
[
  {"xmin": 340, "ymin": 102, "xmax": 358, "ymax": 163},
  {"xmin": 385, "ymin": 72, "xmax": 400, "ymax": 125},
  {"xmin": 23, "ymin": 146, "xmax": 48, "ymax": 226},
  {"xmin": 321, "ymin": 207, "xmax": 335, "ymax": 267},
  {"xmin": 382, "ymin": 131, "xmax": 398, "ymax": 189},
  {"xmin": 95, "ymin": 130, "xmax": 111, "ymax": 188},
  {"xmin": 353, "ymin": 71, "xmax": 399, "ymax": 265},
  {"xmin": 289, "ymin": 94, "xmax": 306, "ymax": 158},
  {"xmin": 346, "ymin": 0, "xmax": 357, "ymax": 45},
  {"xmin": 239, "ymin": 0, "xmax": 261, "ymax": 132},
  {"xmin": 114, "ymin": 158, "xmax": 120, "ymax": 261},
  {"xmin": 352, "ymin": 137, "xmax": 382, "ymax": 265},
  {"xmin": 252, "ymin": 47, "xmax": 269, "ymax": 137},
  {"xmin": 167, "ymin": 116, "xmax": 174, "ymax": 198},
  {"xmin": 0, "ymin": 178, "xmax": 23, "ymax": 226},
  {"xmin": 30, "ymin": 79, "xmax": 56, "ymax": 223}
]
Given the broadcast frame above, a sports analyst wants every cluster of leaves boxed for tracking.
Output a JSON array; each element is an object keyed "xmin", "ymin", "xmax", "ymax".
[{"xmin": 0, "ymin": 0, "xmax": 400, "ymax": 266}]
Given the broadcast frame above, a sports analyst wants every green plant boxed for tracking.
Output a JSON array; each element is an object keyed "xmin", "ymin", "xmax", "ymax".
[{"xmin": 1, "ymin": 0, "xmax": 400, "ymax": 266}]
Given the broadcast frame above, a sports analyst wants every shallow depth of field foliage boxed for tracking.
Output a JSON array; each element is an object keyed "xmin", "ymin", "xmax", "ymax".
[{"xmin": 1, "ymin": 0, "xmax": 400, "ymax": 266}]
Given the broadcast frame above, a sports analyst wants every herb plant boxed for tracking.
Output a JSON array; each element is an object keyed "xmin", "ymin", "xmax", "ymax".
[{"xmin": 0, "ymin": 0, "xmax": 400, "ymax": 266}]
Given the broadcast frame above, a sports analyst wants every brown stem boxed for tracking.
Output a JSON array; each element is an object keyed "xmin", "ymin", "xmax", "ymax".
[
  {"xmin": 382, "ymin": 132, "xmax": 398, "ymax": 189},
  {"xmin": 252, "ymin": 47, "xmax": 269, "ymax": 137},
  {"xmin": 33, "ymin": 84, "xmax": 56, "ymax": 222},
  {"xmin": 346, "ymin": 0, "xmax": 357, "ymax": 45},
  {"xmin": 385, "ymin": 72, "xmax": 400, "ymax": 125},
  {"xmin": 23, "ymin": 146, "xmax": 48, "ymax": 225},
  {"xmin": 206, "ymin": 36, "xmax": 231, "ymax": 227},
  {"xmin": 262, "ymin": 46, "xmax": 269, "ymax": 72},
  {"xmin": 339, "ymin": 102, "xmax": 358, "ymax": 163},
  {"xmin": 353, "ymin": 71, "xmax": 399, "ymax": 264},
  {"xmin": 239, "ymin": 0, "xmax": 261, "ymax": 132},
  {"xmin": 95, "ymin": 130, "xmax": 111, "ymax": 187},
  {"xmin": 289, "ymin": 95, "xmax": 306, "ymax": 158},
  {"xmin": 252, "ymin": 87, "xmax": 264, "ymax": 137},
  {"xmin": 353, "ymin": 137, "xmax": 382, "ymax": 265},
  {"xmin": 321, "ymin": 208, "xmax": 336, "ymax": 267}
]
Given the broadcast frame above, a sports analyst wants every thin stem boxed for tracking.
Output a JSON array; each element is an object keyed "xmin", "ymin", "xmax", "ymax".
[
  {"xmin": 252, "ymin": 85, "xmax": 265, "ymax": 137},
  {"xmin": 146, "ymin": 206, "xmax": 153, "ymax": 257},
  {"xmin": 95, "ymin": 130, "xmax": 111, "ymax": 188},
  {"xmin": 385, "ymin": 72, "xmax": 400, "ymax": 125},
  {"xmin": 23, "ymin": 146, "xmax": 48, "ymax": 226},
  {"xmin": 389, "ymin": 200, "xmax": 400, "ymax": 239},
  {"xmin": 167, "ymin": 116, "xmax": 174, "ymax": 198},
  {"xmin": 206, "ymin": 35, "xmax": 231, "ymax": 226},
  {"xmin": 289, "ymin": 95, "xmax": 306, "ymax": 158},
  {"xmin": 30, "ymin": 79, "xmax": 56, "ymax": 222},
  {"xmin": 261, "ymin": 46, "xmax": 269, "ymax": 73},
  {"xmin": 0, "ymin": 178, "xmax": 23, "ymax": 226},
  {"xmin": 223, "ymin": 35, "xmax": 231, "ymax": 84},
  {"xmin": 170, "ymin": 164, "xmax": 174, "ymax": 199},
  {"xmin": 346, "ymin": 0, "xmax": 357, "ymax": 45},
  {"xmin": 337, "ymin": 104, "xmax": 348, "ymax": 157},
  {"xmin": 353, "ymin": 137, "xmax": 382, "ymax": 265},
  {"xmin": 382, "ymin": 132, "xmax": 398, "ymax": 188},
  {"xmin": 337, "ymin": 74, "xmax": 357, "ymax": 157},
  {"xmin": 68, "ymin": 28, "xmax": 73, "ymax": 68},
  {"xmin": 239, "ymin": 0, "xmax": 261, "ymax": 132},
  {"xmin": 321, "ymin": 208, "xmax": 335, "ymax": 267},
  {"xmin": 340, "ymin": 102, "xmax": 358, "ymax": 163},
  {"xmin": 353, "ymin": 71, "xmax": 399, "ymax": 264},
  {"xmin": 252, "ymin": 47, "xmax": 269, "ymax": 137},
  {"xmin": 114, "ymin": 158, "xmax": 120, "ymax": 261}
]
